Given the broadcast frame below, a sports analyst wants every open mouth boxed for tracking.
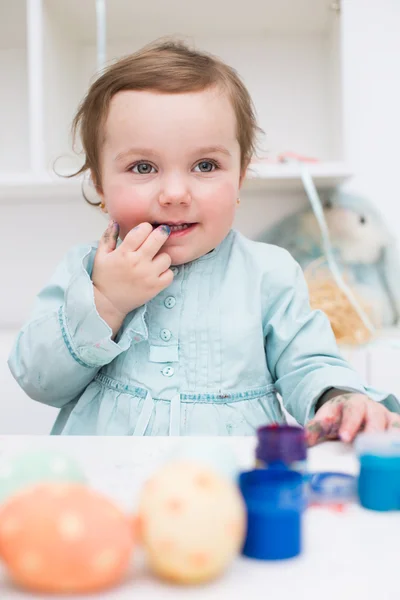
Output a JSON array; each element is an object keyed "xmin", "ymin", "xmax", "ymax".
[{"xmin": 152, "ymin": 222, "xmax": 197, "ymax": 233}]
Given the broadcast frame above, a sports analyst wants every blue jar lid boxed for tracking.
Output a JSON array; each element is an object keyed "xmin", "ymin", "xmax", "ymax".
[{"xmin": 239, "ymin": 469, "xmax": 303, "ymax": 560}]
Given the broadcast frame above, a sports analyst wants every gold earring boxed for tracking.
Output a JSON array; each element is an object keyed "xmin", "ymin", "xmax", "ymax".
[
  {"xmin": 237, "ymin": 197, "xmax": 241, "ymax": 206},
  {"xmin": 100, "ymin": 202, "xmax": 105, "ymax": 210}
]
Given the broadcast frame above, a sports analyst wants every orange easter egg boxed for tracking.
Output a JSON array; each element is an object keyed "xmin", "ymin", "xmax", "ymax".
[{"xmin": 0, "ymin": 483, "xmax": 133, "ymax": 594}]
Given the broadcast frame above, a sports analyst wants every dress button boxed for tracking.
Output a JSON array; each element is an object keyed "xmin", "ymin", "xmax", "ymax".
[
  {"xmin": 171, "ymin": 267, "xmax": 179, "ymax": 275},
  {"xmin": 164, "ymin": 296, "xmax": 176, "ymax": 309},
  {"xmin": 160, "ymin": 328, "xmax": 172, "ymax": 341},
  {"xmin": 162, "ymin": 366, "xmax": 174, "ymax": 377}
]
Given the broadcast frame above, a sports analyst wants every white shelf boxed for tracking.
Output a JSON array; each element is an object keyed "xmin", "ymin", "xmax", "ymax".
[
  {"xmin": 0, "ymin": 174, "xmax": 85, "ymax": 204},
  {"xmin": 244, "ymin": 161, "xmax": 352, "ymax": 191}
]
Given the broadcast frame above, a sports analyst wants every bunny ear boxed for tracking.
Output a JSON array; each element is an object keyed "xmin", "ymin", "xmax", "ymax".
[
  {"xmin": 381, "ymin": 239, "xmax": 400, "ymax": 324},
  {"xmin": 330, "ymin": 190, "xmax": 378, "ymax": 217}
]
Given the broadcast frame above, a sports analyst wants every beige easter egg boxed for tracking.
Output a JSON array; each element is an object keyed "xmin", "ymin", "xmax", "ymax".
[
  {"xmin": 137, "ymin": 461, "xmax": 246, "ymax": 584},
  {"xmin": 0, "ymin": 483, "xmax": 134, "ymax": 594}
]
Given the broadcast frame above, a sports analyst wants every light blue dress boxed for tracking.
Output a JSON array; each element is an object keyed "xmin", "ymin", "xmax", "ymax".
[{"xmin": 8, "ymin": 230, "xmax": 399, "ymax": 435}]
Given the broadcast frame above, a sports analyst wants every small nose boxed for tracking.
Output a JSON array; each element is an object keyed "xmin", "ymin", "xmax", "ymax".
[{"xmin": 159, "ymin": 174, "xmax": 191, "ymax": 206}]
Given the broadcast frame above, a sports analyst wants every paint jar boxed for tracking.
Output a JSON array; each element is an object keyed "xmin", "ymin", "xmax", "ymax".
[
  {"xmin": 239, "ymin": 468, "xmax": 304, "ymax": 560},
  {"xmin": 255, "ymin": 425, "xmax": 307, "ymax": 473},
  {"xmin": 355, "ymin": 432, "xmax": 400, "ymax": 511}
]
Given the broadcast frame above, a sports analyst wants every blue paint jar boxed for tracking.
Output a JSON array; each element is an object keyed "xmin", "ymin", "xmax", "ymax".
[{"xmin": 239, "ymin": 468, "xmax": 305, "ymax": 560}]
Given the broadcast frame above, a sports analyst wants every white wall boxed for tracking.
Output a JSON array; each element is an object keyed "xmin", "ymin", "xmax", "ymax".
[{"xmin": 341, "ymin": 0, "xmax": 400, "ymax": 238}]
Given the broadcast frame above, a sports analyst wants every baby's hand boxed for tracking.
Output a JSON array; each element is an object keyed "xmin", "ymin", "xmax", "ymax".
[
  {"xmin": 92, "ymin": 221, "xmax": 173, "ymax": 326},
  {"xmin": 306, "ymin": 393, "xmax": 400, "ymax": 447}
]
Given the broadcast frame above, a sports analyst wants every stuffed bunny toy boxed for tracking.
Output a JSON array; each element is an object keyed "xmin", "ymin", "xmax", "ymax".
[{"xmin": 258, "ymin": 189, "xmax": 400, "ymax": 328}]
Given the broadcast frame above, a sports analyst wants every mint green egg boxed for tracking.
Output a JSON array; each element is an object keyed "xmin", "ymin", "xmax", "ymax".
[{"xmin": 0, "ymin": 449, "xmax": 87, "ymax": 503}]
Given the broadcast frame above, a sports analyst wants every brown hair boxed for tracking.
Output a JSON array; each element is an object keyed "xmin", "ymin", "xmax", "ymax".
[{"xmin": 70, "ymin": 38, "xmax": 261, "ymax": 202}]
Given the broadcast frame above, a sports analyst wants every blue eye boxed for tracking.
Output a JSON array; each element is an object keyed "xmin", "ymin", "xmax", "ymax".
[
  {"xmin": 131, "ymin": 162, "xmax": 156, "ymax": 174},
  {"xmin": 194, "ymin": 161, "xmax": 218, "ymax": 173}
]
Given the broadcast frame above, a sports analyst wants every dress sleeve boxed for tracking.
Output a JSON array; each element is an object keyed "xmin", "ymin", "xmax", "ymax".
[
  {"xmin": 8, "ymin": 243, "xmax": 148, "ymax": 408},
  {"xmin": 263, "ymin": 250, "xmax": 400, "ymax": 424}
]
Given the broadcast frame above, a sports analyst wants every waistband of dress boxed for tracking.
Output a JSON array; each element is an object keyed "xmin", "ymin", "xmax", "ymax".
[{"xmin": 94, "ymin": 373, "xmax": 276, "ymax": 404}]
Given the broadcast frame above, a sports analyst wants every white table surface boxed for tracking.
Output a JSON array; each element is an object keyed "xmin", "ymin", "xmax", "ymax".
[{"xmin": 0, "ymin": 436, "xmax": 398, "ymax": 600}]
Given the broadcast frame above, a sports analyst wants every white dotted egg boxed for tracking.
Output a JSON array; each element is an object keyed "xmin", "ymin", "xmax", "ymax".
[{"xmin": 137, "ymin": 461, "xmax": 246, "ymax": 584}]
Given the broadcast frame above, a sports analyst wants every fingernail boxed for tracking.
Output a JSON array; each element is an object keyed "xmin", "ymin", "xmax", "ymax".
[
  {"xmin": 112, "ymin": 221, "xmax": 119, "ymax": 238},
  {"xmin": 160, "ymin": 225, "xmax": 171, "ymax": 235}
]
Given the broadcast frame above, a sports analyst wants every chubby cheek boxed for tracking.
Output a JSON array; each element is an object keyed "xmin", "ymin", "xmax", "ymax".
[
  {"xmin": 203, "ymin": 181, "xmax": 237, "ymax": 225},
  {"xmin": 103, "ymin": 183, "xmax": 150, "ymax": 239}
]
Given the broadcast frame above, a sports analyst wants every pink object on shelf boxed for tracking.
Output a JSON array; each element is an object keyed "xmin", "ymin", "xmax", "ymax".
[
  {"xmin": 278, "ymin": 151, "xmax": 319, "ymax": 164},
  {"xmin": 250, "ymin": 152, "xmax": 320, "ymax": 166}
]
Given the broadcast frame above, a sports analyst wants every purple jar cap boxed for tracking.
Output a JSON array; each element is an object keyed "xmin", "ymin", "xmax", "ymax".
[{"xmin": 256, "ymin": 425, "xmax": 307, "ymax": 464}]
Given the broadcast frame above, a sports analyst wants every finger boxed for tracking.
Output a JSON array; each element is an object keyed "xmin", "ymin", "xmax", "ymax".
[
  {"xmin": 120, "ymin": 222, "xmax": 154, "ymax": 252},
  {"xmin": 339, "ymin": 400, "xmax": 367, "ymax": 443},
  {"xmin": 306, "ymin": 401, "xmax": 343, "ymax": 447},
  {"xmin": 98, "ymin": 220, "xmax": 120, "ymax": 254},
  {"xmin": 152, "ymin": 252, "xmax": 172, "ymax": 275},
  {"xmin": 138, "ymin": 225, "xmax": 171, "ymax": 259},
  {"xmin": 306, "ymin": 419, "xmax": 341, "ymax": 447},
  {"xmin": 363, "ymin": 403, "xmax": 389, "ymax": 434},
  {"xmin": 158, "ymin": 269, "xmax": 174, "ymax": 288}
]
